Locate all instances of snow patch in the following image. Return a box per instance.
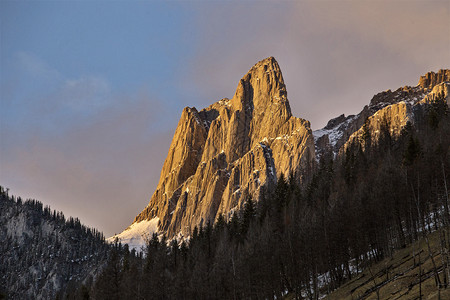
[107,217,160,252]
[218,98,231,107]
[313,115,358,158]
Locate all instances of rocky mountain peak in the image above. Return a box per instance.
[324,114,347,130]
[418,69,450,90]
[313,69,449,160]
[113,57,315,245]
[231,57,291,116]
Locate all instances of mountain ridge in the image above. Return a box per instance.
[111,57,449,251]
[0,187,109,299]
[313,70,449,159]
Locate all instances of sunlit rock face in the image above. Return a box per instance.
[127,57,315,239]
[418,69,450,90]
[112,58,449,247]
[313,69,450,158]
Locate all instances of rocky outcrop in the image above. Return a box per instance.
[115,61,449,245]
[418,69,450,90]
[420,82,450,105]
[342,101,411,153]
[313,69,450,158]
[125,57,315,239]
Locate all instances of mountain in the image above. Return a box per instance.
[313,69,450,159]
[112,58,449,251]
[111,57,315,246]
[91,67,449,299]
[2,58,448,299]
[55,60,449,299]
[0,187,109,299]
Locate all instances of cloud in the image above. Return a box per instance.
[1,54,176,236]
[305,1,450,66]
[1,89,175,236]
[16,51,61,81]
[183,1,450,128]
[59,76,110,111]
[4,52,119,136]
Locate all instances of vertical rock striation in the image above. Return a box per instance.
[111,61,449,247]
[126,57,315,239]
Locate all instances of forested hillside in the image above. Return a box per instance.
[0,188,109,299]
[75,92,449,299]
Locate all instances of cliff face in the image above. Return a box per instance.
[112,60,449,247]
[123,57,315,240]
[314,69,450,158]
[418,69,450,90]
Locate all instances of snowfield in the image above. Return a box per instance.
[107,217,159,252]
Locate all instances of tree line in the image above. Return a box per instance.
[0,187,109,299]
[71,96,450,299]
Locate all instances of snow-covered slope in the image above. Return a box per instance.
[107,217,159,252]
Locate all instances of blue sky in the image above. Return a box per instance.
[2,1,199,125]
[2,1,195,86]
[1,1,449,237]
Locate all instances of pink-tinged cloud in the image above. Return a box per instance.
[183,1,449,128]
[1,84,174,236]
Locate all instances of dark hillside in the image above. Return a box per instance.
[323,230,450,299]
[0,188,109,299]
[82,94,449,299]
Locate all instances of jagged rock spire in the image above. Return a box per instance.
[117,57,315,243]
[418,69,450,89]
[231,56,290,114]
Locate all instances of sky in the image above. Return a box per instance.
[1,0,449,237]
